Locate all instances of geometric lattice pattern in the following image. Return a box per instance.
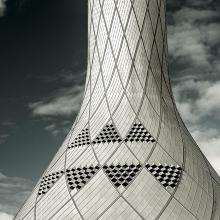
[15,0,220,219]
[92,124,122,144]
[146,164,182,188]
[124,123,155,143]
[68,128,90,149]
[103,164,142,188]
[38,163,182,197]
[38,171,64,195]
[66,166,100,191]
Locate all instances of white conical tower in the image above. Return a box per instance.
[15,0,220,219]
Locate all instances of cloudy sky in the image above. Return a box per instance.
[0,0,219,218]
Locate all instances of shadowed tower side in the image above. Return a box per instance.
[15,0,220,219]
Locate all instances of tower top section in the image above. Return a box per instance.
[87,0,169,88]
[84,0,171,139]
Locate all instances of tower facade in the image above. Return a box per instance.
[15,0,220,220]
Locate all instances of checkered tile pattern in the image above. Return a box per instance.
[146,164,182,188]
[68,128,90,149]
[92,124,122,144]
[124,123,155,143]
[66,166,100,191]
[38,171,64,195]
[15,0,219,219]
[103,164,142,188]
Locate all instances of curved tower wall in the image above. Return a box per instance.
[15,0,220,219]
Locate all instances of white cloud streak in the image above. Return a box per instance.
[174,80,220,123]
[191,128,220,175]
[0,212,14,220]
[29,86,84,117]
[44,121,70,136]
[28,85,84,136]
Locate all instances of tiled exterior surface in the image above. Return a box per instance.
[15,0,220,219]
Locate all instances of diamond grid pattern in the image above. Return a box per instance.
[66,166,100,191]
[68,128,90,149]
[125,123,156,143]
[38,171,64,196]
[38,163,182,197]
[15,0,219,219]
[146,163,182,188]
[103,164,142,188]
[92,124,122,144]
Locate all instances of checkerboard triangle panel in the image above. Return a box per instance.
[92,124,122,144]
[103,164,142,188]
[124,123,155,143]
[68,128,90,149]
[146,164,182,188]
[38,171,64,195]
[66,166,100,191]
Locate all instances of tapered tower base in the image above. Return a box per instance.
[15,0,220,219]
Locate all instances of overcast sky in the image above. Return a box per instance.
[0,0,219,219]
